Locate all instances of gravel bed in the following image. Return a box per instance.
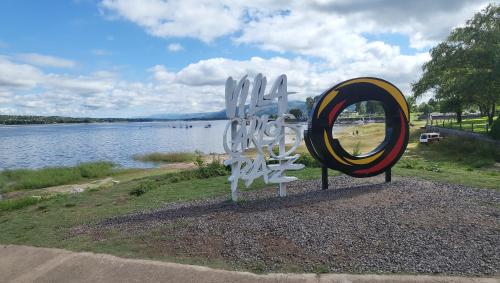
[79,176,500,275]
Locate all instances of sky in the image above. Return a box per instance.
[0,0,492,118]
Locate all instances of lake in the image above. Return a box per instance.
[0,120,308,170]
[0,120,230,170]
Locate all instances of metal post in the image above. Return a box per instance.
[230,121,238,202]
[385,168,391,183]
[321,166,328,190]
[278,78,287,197]
[278,134,287,197]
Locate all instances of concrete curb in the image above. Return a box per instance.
[1,245,498,283]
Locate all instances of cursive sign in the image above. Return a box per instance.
[223,73,304,201]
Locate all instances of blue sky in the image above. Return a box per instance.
[0,0,490,117]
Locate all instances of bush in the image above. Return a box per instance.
[196,159,229,178]
[129,180,156,196]
[296,154,322,168]
[490,115,500,140]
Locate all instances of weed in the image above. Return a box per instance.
[352,141,362,156]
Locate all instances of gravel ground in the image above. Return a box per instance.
[78,176,500,276]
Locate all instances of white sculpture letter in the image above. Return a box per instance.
[223,73,304,202]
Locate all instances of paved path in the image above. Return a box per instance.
[1,245,498,283]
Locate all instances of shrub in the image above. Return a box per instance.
[195,159,229,179]
[129,180,156,196]
[296,154,321,168]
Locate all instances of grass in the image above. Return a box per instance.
[433,115,498,135]
[0,162,117,192]
[335,123,386,155]
[133,151,198,163]
[0,196,42,211]
[393,128,500,189]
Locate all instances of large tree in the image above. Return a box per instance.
[412,4,499,124]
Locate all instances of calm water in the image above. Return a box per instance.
[0,120,310,170]
[0,120,230,170]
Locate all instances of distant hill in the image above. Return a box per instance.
[148,100,308,120]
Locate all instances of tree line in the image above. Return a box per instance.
[0,115,155,125]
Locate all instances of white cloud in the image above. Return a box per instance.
[16,53,77,68]
[167,43,183,52]
[99,0,489,48]
[95,0,486,112]
[0,51,429,117]
[0,57,44,88]
[100,0,243,42]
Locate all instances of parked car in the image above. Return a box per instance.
[419,132,442,144]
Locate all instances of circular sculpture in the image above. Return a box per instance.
[305,77,409,178]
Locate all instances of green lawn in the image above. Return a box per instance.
[432,116,498,135]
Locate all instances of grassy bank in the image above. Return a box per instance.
[132,151,199,163]
[392,129,500,189]
[0,162,118,192]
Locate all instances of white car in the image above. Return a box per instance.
[419,132,442,144]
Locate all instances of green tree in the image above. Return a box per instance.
[407,95,418,113]
[450,4,499,125]
[306,97,315,113]
[305,96,321,118]
[289,108,303,120]
[417,102,434,115]
[412,4,499,124]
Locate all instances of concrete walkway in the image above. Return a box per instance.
[1,245,498,283]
